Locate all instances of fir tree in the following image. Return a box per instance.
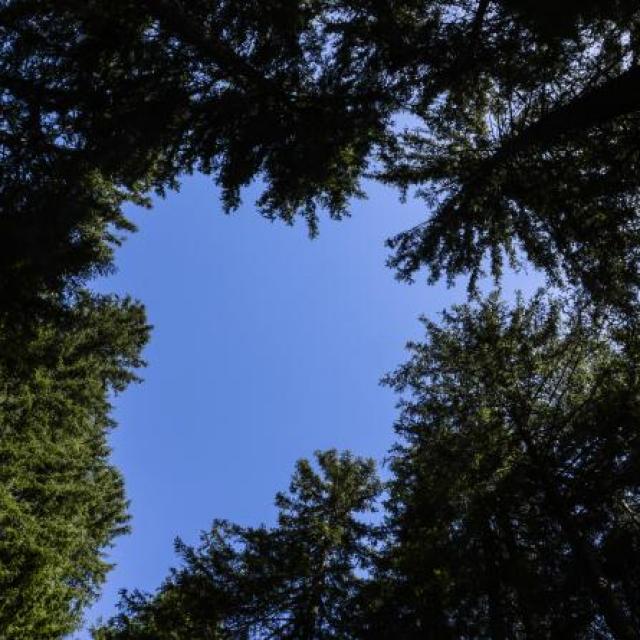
[0,292,148,638]
[93,450,381,640]
[377,295,640,638]
[3,2,640,637]
[3,1,640,309]
[92,295,640,639]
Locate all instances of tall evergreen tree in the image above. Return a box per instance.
[4,2,640,637]
[0,0,389,310]
[376,295,640,639]
[0,292,148,638]
[93,294,640,639]
[3,1,640,310]
[93,450,381,639]
[0,0,177,312]
[380,0,640,311]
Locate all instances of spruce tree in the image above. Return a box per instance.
[93,450,381,639]
[3,2,640,637]
[0,292,148,638]
[3,1,640,309]
[376,295,640,638]
[93,294,640,639]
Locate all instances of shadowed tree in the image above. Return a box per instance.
[3,1,640,311]
[380,0,640,312]
[93,294,640,639]
[373,295,640,639]
[0,0,391,313]
[93,450,381,640]
[3,2,640,636]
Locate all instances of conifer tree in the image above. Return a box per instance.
[93,450,381,640]
[376,295,640,639]
[3,2,640,637]
[3,1,640,310]
[94,295,640,639]
[0,292,148,638]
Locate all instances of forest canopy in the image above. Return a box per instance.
[2,0,640,310]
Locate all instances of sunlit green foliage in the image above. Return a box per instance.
[0,292,148,638]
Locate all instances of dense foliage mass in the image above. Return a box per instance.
[95,296,640,639]
[2,1,640,310]
[0,293,148,638]
[1,0,640,637]
[378,297,640,638]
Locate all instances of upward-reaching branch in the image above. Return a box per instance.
[470,0,492,42]
[454,65,640,207]
[500,65,640,157]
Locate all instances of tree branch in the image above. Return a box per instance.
[500,65,640,158]
[446,64,640,214]
[470,0,491,43]
[140,0,275,94]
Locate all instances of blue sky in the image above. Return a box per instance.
[79,174,542,636]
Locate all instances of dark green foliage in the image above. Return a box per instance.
[375,1,640,310]
[502,0,635,38]
[378,295,640,639]
[93,450,381,639]
[0,0,392,310]
[0,292,148,638]
[0,0,167,310]
[3,1,640,637]
[4,1,640,310]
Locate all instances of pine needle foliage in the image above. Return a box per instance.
[0,292,148,638]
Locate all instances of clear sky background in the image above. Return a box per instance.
[79,174,542,636]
